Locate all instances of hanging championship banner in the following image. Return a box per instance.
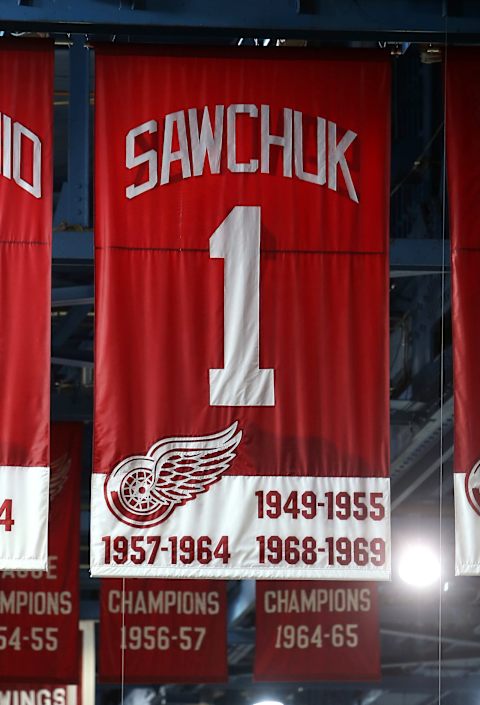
[447,50,480,575]
[91,46,391,579]
[0,423,83,683]
[0,40,52,570]
[99,579,227,683]
[254,581,380,681]
[0,685,78,705]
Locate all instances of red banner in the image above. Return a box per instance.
[447,50,480,574]
[99,579,227,683]
[0,423,82,683]
[0,40,52,570]
[255,580,380,681]
[91,46,391,579]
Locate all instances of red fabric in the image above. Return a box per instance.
[447,49,480,474]
[94,47,390,479]
[99,579,228,683]
[254,580,380,681]
[0,423,83,683]
[0,40,52,468]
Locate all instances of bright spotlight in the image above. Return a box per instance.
[398,543,441,587]
[252,701,284,705]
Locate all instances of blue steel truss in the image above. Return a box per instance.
[0,0,480,40]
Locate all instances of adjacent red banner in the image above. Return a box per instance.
[91,46,391,579]
[0,40,52,570]
[254,580,380,681]
[447,49,480,575]
[0,423,83,683]
[99,579,227,683]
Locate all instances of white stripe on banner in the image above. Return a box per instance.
[91,475,390,579]
[454,472,480,575]
[0,466,49,569]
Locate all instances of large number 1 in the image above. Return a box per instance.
[209,206,275,406]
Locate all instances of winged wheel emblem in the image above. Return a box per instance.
[466,458,480,517]
[49,452,71,502]
[104,423,242,527]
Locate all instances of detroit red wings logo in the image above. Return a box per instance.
[49,453,71,502]
[466,459,480,516]
[104,423,242,528]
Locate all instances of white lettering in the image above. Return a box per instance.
[188,105,224,176]
[107,589,220,615]
[328,121,358,202]
[126,120,158,199]
[13,122,41,198]
[125,104,359,204]
[0,691,66,705]
[264,588,372,613]
[0,590,72,615]
[294,111,326,185]
[108,589,121,614]
[160,111,191,185]
[3,114,11,179]
[227,104,258,173]
[261,105,292,177]
[0,113,43,198]
[20,694,35,705]
[36,691,50,705]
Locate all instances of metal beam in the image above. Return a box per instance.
[392,444,453,510]
[52,285,94,306]
[52,304,91,346]
[52,355,93,368]
[53,37,91,228]
[0,1,479,40]
[383,657,480,670]
[390,396,453,484]
[67,37,90,227]
[53,230,93,260]
[381,628,480,650]
[228,581,255,626]
[229,674,480,693]
[391,238,450,276]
